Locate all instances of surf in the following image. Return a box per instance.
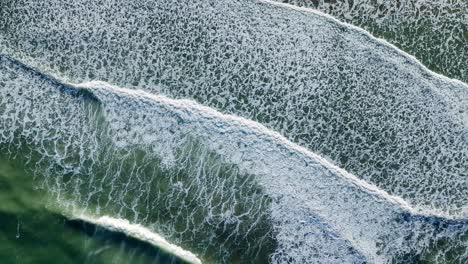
[71,214,202,264]
[2,0,468,218]
[2,55,468,263]
[269,0,468,83]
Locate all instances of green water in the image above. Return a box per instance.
[0,156,185,264]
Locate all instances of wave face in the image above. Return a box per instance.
[2,55,468,263]
[1,0,468,216]
[276,0,468,83]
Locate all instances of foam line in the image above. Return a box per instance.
[77,80,468,262]
[258,0,468,87]
[2,0,468,216]
[72,214,202,264]
[2,0,468,215]
[78,80,414,213]
[3,56,468,261]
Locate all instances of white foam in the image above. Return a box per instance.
[73,214,202,264]
[2,0,468,216]
[269,0,468,83]
[260,0,468,87]
[78,81,413,212]
[2,57,468,262]
[80,80,468,263]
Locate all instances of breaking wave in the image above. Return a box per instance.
[1,0,468,216]
[72,214,202,264]
[276,0,468,83]
[1,0,468,263]
[1,55,468,263]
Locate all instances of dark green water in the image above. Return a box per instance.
[0,156,185,264]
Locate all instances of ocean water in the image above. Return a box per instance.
[1,0,468,263]
[0,152,187,264]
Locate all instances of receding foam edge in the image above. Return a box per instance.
[258,0,468,88]
[71,214,203,264]
[76,80,462,220]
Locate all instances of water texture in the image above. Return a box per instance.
[1,0,467,263]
